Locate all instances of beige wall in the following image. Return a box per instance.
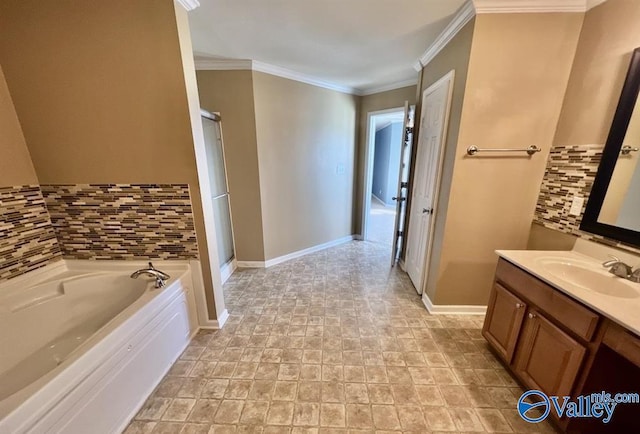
[0,65,37,187]
[355,86,417,234]
[417,19,475,303]
[196,70,266,262]
[0,0,218,318]
[553,0,640,146]
[252,72,357,260]
[428,13,583,305]
[527,222,578,250]
[529,0,640,249]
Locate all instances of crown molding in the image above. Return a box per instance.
[414,0,475,71]
[473,0,606,13]
[414,0,606,71]
[251,61,357,94]
[359,78,418,96]
[194,57,357,94]
[176,0,200,11]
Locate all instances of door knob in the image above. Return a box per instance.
[528,313,536,319]
[392,197,406,202]
[515,303,523,309]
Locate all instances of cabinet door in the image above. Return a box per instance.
[482,283,527,363]
[515,310,586,397]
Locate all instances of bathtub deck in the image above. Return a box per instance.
[126,241,559,434]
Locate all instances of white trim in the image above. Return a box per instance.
[406,69,456,294]
[414,70,455,296]
[474,0,605,13]
[252,61,356,94]
[359,78,418,96]
[237,260,266,268]
[237,236,356,268]
[415,1,475,71]
[362,107,406,241]
[195,58,418,96]
[264,236,355,267]
[422,293,487,315]
[414,0,604,71]
[220,258,237,284]
[176,0,200,11]
[195,58,253,70]
[199,308,230,329]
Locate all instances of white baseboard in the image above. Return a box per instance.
[220,259,237,283]
[264,235,356,267]
[236,260,266,268]
[199,309,230,329]
[236,235,356,269]
[421,293,487,315]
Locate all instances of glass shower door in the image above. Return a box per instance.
[201,114,235,267]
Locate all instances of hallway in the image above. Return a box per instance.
[128,241,558,433]
[368,197,396,246]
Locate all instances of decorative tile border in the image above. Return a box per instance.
[534,144,640,254]
[41,184,199,260]
[0,185,62,282]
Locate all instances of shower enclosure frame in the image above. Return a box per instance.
[200,109,237,283]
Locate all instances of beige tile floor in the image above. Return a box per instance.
[127,241,559,434]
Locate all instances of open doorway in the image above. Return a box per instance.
[362,105,415,261]
[369,114,404,246]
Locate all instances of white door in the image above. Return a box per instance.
[405,71,455,294]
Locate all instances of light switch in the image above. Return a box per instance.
[569,196,585,216]
[336,163,345,175]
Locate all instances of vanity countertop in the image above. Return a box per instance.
[495,249,640,337]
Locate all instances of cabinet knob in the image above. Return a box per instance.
[528,313,536,319]
[515,303,523,309]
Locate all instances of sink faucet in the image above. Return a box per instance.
[602,255,639,282]
[130,262,170,288]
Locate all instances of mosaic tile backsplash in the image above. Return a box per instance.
[0,185,62,282]
[534,144,640,254]
[41,184,199,260]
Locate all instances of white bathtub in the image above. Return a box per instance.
[0,260,199,433]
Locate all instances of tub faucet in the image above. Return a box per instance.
[131,262,170,288]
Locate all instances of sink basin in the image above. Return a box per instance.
[535,257,640,299]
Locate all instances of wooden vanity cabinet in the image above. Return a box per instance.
[514,309,586,397]
[483,259,599,399]
[482,283,526,362]
[484,258,640,432]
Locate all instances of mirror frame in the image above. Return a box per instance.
[581,47,640,247]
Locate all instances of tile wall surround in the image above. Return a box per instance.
[534,144,640,255]
[0,185,62,282]
[41,184,199,260]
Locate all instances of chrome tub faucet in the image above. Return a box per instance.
[130,262,170,288]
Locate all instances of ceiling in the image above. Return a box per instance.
[188,0,467,94]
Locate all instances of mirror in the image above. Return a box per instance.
[581,47,640,247]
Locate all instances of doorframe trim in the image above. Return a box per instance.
[361,107,405,241]
[407,70,455,296]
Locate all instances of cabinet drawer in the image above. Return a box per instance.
[603,321,640,367]
[496,259,600,341]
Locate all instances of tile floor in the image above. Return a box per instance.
[127,241,559,434]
